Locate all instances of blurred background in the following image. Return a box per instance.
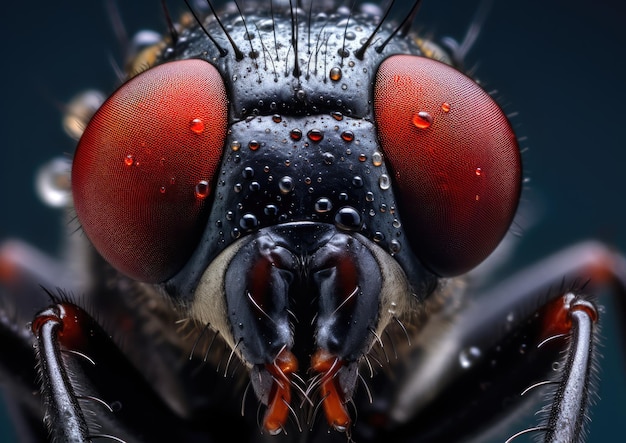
[0,0,624,441]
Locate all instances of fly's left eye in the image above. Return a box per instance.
[374,55,522,277]
[72,59,228,283]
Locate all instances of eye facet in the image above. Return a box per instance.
[374,55,521,277]
[72,59,228,283]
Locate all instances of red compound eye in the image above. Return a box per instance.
[72,59,228,282]
[374,55,521,277]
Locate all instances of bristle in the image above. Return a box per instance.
[182,0,228,57]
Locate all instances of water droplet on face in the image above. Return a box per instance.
[329,67,342,81]
[231,228,241,239]
[352,176,363,188]
[345,31,356,41]
[124,154,134,166]
[234,183,243,193]
[264,204,278,216]
[290,128,302,141]
[242,167,255,179]
[272,114,282,123]
[358,153,366,162]
[190,118,205,134]
[338,192,349,201]
[390,239,401,253]
[365,192,374,202]
[412,111,433,129]
[248,140,260,151]
[475,167,482,176]
[249,181,261,192]
[315,197,333,213]
[334,206,362,231]
[323,152,335,165]
[159,186,166,194]
[195,180,210,199]
[307,129,324,142]
[341,131,354,142]
[240,213,259,230]
[372,152,383,167]
[230,141,241,151]
[330,111,343,121]
[392,219,401,228]
[441,102,451,113]
[279,176,294,194]
[226,211,234,220]
[379,174,391,190]
[459,346,481,369]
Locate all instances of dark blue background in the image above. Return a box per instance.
[1,1,625,441]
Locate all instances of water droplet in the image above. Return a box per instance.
[290,128,302,141]
[272,114,282,123]
[390,239,401,253]
[279,176,294,194]
[365,192,374,202]
[334,207,362,231]
[341,131,355,142]
[372,152,383,166]
[124,154,134,166]
[230,141,241,151]
[338,192,349,201]
[248,140,260,151]
[284,159,291,167]
[352,176,363,188]
[337,48,349,58]
[234,183,243,193]
[169,177,175,185]
[35,157,72,207]
[249,181,261,192]
[264,204,278,216]
[412,111,433,129]
[392,219,401,228]
[195,180,210,199]
[159,186,166,194]
[379,174,391,190]
[459,346,481,369]
[226,211,234,220]
[231,228,241,239]
[190,118,205,134]
[345,31,356,41]
[240,213,259,230]
[441,102,451,113]
[330,111,343,121]
[242,167,254,179]
[307,129,324,142]
[323,152,335,165]
[314,197,333,213]
[373,231,384,242]
[263,165,270,173]
[329,67,342,81]
[387,301,397,315]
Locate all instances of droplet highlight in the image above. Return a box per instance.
[329,67,342,82]
[412,111,433,129]
[195,180,210,199]
[190,118,205,134]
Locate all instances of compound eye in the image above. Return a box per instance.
[374,55,521,276]
[72,59,228,282]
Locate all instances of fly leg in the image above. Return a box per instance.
[29,297,222,443]
[357,240,626,443]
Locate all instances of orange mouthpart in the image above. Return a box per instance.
[311,349,351,432]
[262,348,298,434]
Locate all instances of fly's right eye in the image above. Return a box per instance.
[374,55,521,277]
[72,59,228,283]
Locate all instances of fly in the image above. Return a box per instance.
[1,1,625,443]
